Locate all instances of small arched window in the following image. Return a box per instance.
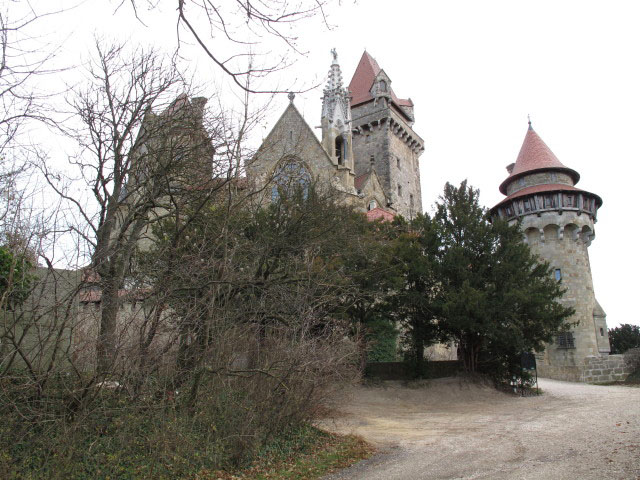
[397,184,402,198]
[379,80,387,92]
[368,199,377,211]
[271,159,311,202]
[335,135,344,165]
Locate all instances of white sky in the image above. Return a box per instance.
[17,0,640,327]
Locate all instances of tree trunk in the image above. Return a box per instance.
[96,274,120,375]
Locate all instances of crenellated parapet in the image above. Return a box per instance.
[519,212,595,247]
[351,116,424,154]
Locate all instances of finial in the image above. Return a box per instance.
[527,114,532,129]
[288,92,295,103]
[331,48,338,63]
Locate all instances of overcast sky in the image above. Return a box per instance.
[25,0,640,327]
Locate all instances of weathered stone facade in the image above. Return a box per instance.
[491,123,615,383]
[349,52,424,219]
[248,50,423,218]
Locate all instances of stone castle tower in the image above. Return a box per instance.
[321,49,355,189]
[347,51,424,219]
[490,122,610,380]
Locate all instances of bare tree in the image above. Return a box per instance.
[0,3,62,155]
[40,41,229,374]
[124,0,337,93]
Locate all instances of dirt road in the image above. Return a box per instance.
[320,377,640,479]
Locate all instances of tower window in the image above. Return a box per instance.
[397,156,401,169]
[544,194,556,208]
[599,327,604,337]
[370,154,375,165]
[368,200,377,211]
[557,332,575,349]
[564,194,575,207]
[554,269,562,281]
[335,136,344,165]
[397,184,402,198]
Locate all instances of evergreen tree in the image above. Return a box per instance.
[388,214,441,375]
[608,324,640,354]
[435,181,573,378]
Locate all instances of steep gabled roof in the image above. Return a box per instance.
[499,125,580,194]
[256,102,334,169]
[354,172,370,191]
[348,51,413,110]
[366,207,395,222]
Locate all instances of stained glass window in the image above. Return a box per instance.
[271,159,311,202]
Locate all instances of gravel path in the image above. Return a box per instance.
[320,377,640,479]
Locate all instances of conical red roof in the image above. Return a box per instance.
[347,51,413,108]
[499,126,580,194]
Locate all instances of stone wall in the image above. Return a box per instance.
[505,171,573,195]
[351,101,424,219]
[538,350,639,383]
[515,210,609,372]
[580,354,635,383]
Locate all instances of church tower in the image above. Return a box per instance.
[347,51,424,219]
[321,49,355,187]
[490,122,610,380]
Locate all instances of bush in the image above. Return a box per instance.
[609,324,640,354]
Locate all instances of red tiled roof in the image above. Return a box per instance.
[499,126,580,194]
[354,172,369,191]
[366,207,395,222]
[348,51,413,111]
[492,183,602,209]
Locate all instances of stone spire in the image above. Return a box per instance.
[321,49,354,172]
[321,48,350,124]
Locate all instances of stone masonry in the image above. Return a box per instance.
[349,52,424,219]
[491,122,613,383]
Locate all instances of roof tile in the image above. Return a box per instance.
[499,126,580,194]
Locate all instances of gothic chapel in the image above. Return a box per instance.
[248,50,424,220]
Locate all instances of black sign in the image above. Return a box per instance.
[521,352,536,370]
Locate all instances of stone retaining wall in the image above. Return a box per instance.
[580,354,634,383]
[539,349,639,383]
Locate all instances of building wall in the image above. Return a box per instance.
[506,171,574,195]
[351,101,423,218]
[515,210,609,378]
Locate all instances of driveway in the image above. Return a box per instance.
[320,377,640,479]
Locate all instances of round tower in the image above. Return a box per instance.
[490,122,610,379]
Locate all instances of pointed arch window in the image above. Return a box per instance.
[271,158,311,202]
[335,135,345,165]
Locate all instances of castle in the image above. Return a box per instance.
[249,50,629,382]
[72,49,627,382]
[489,121,630,382]
[248,50,423,220]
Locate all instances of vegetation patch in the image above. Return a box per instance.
[197,427,373,480]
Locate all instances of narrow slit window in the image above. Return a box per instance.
[554,268,562,282]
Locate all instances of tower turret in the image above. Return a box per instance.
[490,122,610,380]
[321,49,354,174]
[347,50,424,219]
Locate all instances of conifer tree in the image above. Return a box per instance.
[435,181,573,377]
